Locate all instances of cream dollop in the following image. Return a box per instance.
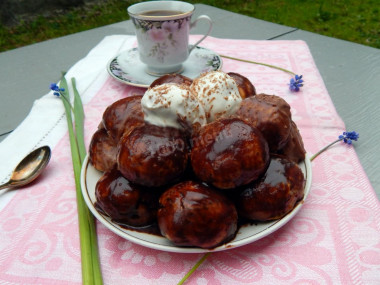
[141,83,206,131]
[190,71,242,123]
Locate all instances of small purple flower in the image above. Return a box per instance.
[50,83,65,97]
[289,74,304,92]
[310,130,359,161]
[50,83,58,91]
[339,131,359,145]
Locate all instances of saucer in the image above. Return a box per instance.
[107,46,222,88]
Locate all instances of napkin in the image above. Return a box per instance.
[0,35,379,284]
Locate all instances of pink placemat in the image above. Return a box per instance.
[0,35,379,284]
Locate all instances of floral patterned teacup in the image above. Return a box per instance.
[128,1,213,76]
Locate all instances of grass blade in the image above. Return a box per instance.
[59,76,102,284]
[72,78,86,162]
[177,253,210,285]
[71,77,103,285]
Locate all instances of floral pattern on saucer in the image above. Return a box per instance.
[107,46,222,88]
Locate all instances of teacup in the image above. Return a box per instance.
[127,1,213,76]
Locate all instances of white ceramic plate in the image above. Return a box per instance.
[107,46,222,88]
[80,154,312,253]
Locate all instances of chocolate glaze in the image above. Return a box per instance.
[228,72,256,99]
[158,181,238,249]
[149,74,193,88]
[89,127,118,172]
[90,73,307,249]
[94,156,305,247]
[118,124,189,187]
[89,95,145,172]
[102,95,145,141]
[95,168,161,227]
[237,94,292,152]
[191,117,270,189]
[95,201,162,235]
[277,121,306,163]
[237,155,305,221]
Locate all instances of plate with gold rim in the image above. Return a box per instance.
[107,46,222,88]
[80,154,312,253]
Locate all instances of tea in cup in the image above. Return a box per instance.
[127,1,213,75]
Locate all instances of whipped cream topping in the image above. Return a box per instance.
[141,83,206,131]
[190,71,242,123]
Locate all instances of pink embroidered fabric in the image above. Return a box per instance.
[0,36,379,284]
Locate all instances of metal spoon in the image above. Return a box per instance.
[0,146,51,191]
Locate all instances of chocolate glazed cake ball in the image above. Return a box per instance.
[102,95,145,141]
[118,124,189,187]
[89,95,144,172]
[158,181,238,249]
[237,155,305,222]
[150,74,193,88]
[237,94,292,152]
[191,118,270,189]
[89,127,118,172]
[227,72,256,99]
[278,121,306,163]
[95,168,159,227]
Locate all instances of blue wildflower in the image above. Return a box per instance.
[50,83,65,97]
[339,131,359,145]
[310,130,359,161]
[50,83,59,91]
[289,74,304,92]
